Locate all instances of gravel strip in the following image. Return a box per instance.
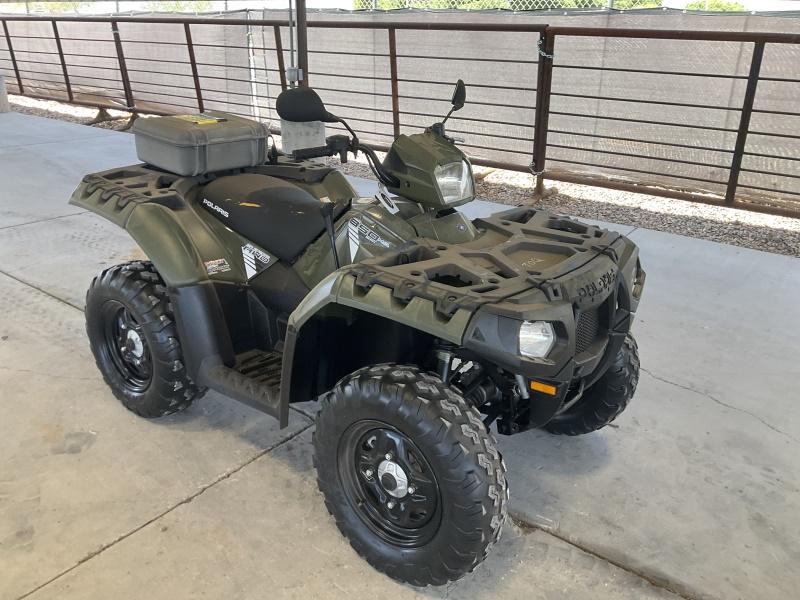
[9,95,799,257]
[9,95,132,130]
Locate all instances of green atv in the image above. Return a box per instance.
[71,81,644,586]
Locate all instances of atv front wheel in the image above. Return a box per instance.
[85,261,204,418]
[313,364,508,586]
[545,334,640,436]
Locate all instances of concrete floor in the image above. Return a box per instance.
[1,112,798,600]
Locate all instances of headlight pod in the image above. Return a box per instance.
[519,321,556,358]
[434,160,474,205]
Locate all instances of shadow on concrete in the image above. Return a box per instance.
[500,428,613,477]
[152,392,311,454]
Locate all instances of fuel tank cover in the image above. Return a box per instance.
[200,173,347,263]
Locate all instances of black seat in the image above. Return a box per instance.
[201,173,347,263]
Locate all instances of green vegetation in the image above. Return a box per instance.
[145,1,213,11]
[363,0,666,9]
[614,0,662,8]
[27,2,88,12]
[685,0,746,10]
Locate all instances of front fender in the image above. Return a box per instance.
[278,271,474,425]
[286,270,473,342]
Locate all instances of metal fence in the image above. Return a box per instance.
[1,14,799,217]
[352,1,663,10]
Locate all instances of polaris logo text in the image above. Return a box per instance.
[202,199,229,218]
[578,268,617,299]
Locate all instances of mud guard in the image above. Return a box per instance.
[126,204,207,285]
[69,168,249,286]
[278,271,474,426]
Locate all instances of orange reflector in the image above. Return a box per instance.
[530,380,558,396]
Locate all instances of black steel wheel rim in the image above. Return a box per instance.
[101,301,152,393]
[338,420,442,548]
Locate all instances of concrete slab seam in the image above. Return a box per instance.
[641,368,799,445]
[0,210,88,232]
[509,515,701,600]
[14,421,314,600]
[0,269,84,312]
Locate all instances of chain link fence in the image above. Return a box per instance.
[0,0,776,14]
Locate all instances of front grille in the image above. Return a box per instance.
[575,307,601,354]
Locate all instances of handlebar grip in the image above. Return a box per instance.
[291,146,334,160]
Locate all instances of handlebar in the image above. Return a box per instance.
[289,134,400,189]
[290,145,337,161]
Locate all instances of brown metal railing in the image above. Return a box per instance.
[0,15,799,217]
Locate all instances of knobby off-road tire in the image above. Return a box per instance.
[85,261,204,418]
[313,364,508,587]
[545,334,640,436]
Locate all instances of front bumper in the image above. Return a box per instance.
[462,234,644,397]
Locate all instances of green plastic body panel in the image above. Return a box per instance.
[287,269,472,345]
[69,164,360,288]
[383,131,474,209]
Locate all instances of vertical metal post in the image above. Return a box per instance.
[111,21,134,110]
[295,0,309,87]
[2,20,23,94]
[532,30,555,196]
[388,27,400,139]
[51,21,73,102]
[0,74,9,112]
[725,41,764,205]
[184,23,204,112]
[273,25,287,91]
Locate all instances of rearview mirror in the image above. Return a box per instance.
[451,79,466,112]
[276,86,338,123]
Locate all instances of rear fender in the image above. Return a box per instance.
[126,203,207,285]
[70,168,249,286]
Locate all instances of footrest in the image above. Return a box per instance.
[204,350,282,417]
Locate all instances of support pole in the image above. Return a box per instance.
[111,21,135,110]
[274,25,287,91]
[532,30,555,196]
[295,0,309,87]
[725,41,764,205]
[184,23,204,112]
[0,75,9,113]
[388,27,400,138]
[52,21,73,102]
[2,20,24,95]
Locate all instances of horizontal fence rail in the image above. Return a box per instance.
[0,14,799,217]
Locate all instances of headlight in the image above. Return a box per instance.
[434,160,473,204]
[519,321,556,358]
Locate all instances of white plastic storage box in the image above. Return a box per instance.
[132,112,269,176]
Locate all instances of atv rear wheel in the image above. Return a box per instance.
[545,334,639,436]
[313,364,507,586]
[85,261,204,418]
